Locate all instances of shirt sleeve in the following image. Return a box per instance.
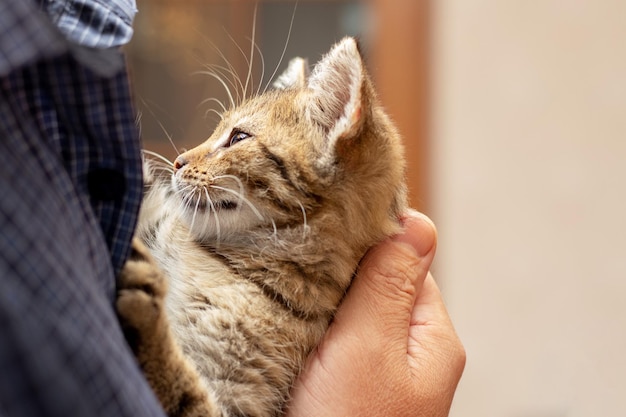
[38,0,138,49]
[0,0,138,77]
[0,1,68,76]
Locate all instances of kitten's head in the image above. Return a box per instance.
[171,37,407,249]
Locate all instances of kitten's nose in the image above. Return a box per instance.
[174,155,188,171]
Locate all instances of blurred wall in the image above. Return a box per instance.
[128,0,365,161]
[431,1,626,416]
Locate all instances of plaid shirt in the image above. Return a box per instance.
[0,1,165,416]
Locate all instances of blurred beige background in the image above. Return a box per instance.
[432,2,626,416]
[128,1,626,416]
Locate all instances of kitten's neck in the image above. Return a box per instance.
[199,222,361,320]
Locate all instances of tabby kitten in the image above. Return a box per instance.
[117,37,408,417]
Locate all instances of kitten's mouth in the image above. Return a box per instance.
[215,200,238,211]
[184,197,238,212]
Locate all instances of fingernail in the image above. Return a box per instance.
[393,210,437,257]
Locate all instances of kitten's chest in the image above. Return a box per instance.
[147,219,244,350]
[148,217,231,290]
[145,216,314,380]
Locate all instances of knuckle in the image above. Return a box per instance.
[365,243,420,298]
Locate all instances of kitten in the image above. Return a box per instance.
[117,37,408,417]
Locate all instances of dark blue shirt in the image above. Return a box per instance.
[0,1,166,415]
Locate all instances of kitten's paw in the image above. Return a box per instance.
[116,238,167,334]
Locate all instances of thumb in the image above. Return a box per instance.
[332,211,438,347]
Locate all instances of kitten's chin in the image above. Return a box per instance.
[178,203,267,243]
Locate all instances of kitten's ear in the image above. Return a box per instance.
[273,57,309,90]
[307,37,367,145]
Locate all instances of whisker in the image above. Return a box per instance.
[200,63,242,101]
[254,40,266,97]
[210,185,264,221]
[203,108,225,122]
[199,97,228,113]
[263,1,298,93]
[136,110,143,138]
[138,96,180,156]
[188,187,202,236]
[193,29,244,106]
[174,184,196,211]
[149,165,175,175]
[175,183,194,195]
[243,2,259,100]
[221,32,249,104]
[142,149,174,166]
[212,174,245,195]
[215,34,247,104]
[204,187,221,246]
[194,70,237,109]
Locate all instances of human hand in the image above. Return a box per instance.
[286,211,465,417]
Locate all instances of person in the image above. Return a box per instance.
[0,1,163,416]
[0,1,464,416]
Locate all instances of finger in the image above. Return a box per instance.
[332,211,438,346]
[412,273,454,327]
[409,273,466,380]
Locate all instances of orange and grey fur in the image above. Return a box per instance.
[116,37,408,417]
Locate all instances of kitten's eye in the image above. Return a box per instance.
[227,130,251,147]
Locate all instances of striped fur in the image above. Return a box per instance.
[121,37,407,417]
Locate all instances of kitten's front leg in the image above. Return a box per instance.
[117,238,221,417]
